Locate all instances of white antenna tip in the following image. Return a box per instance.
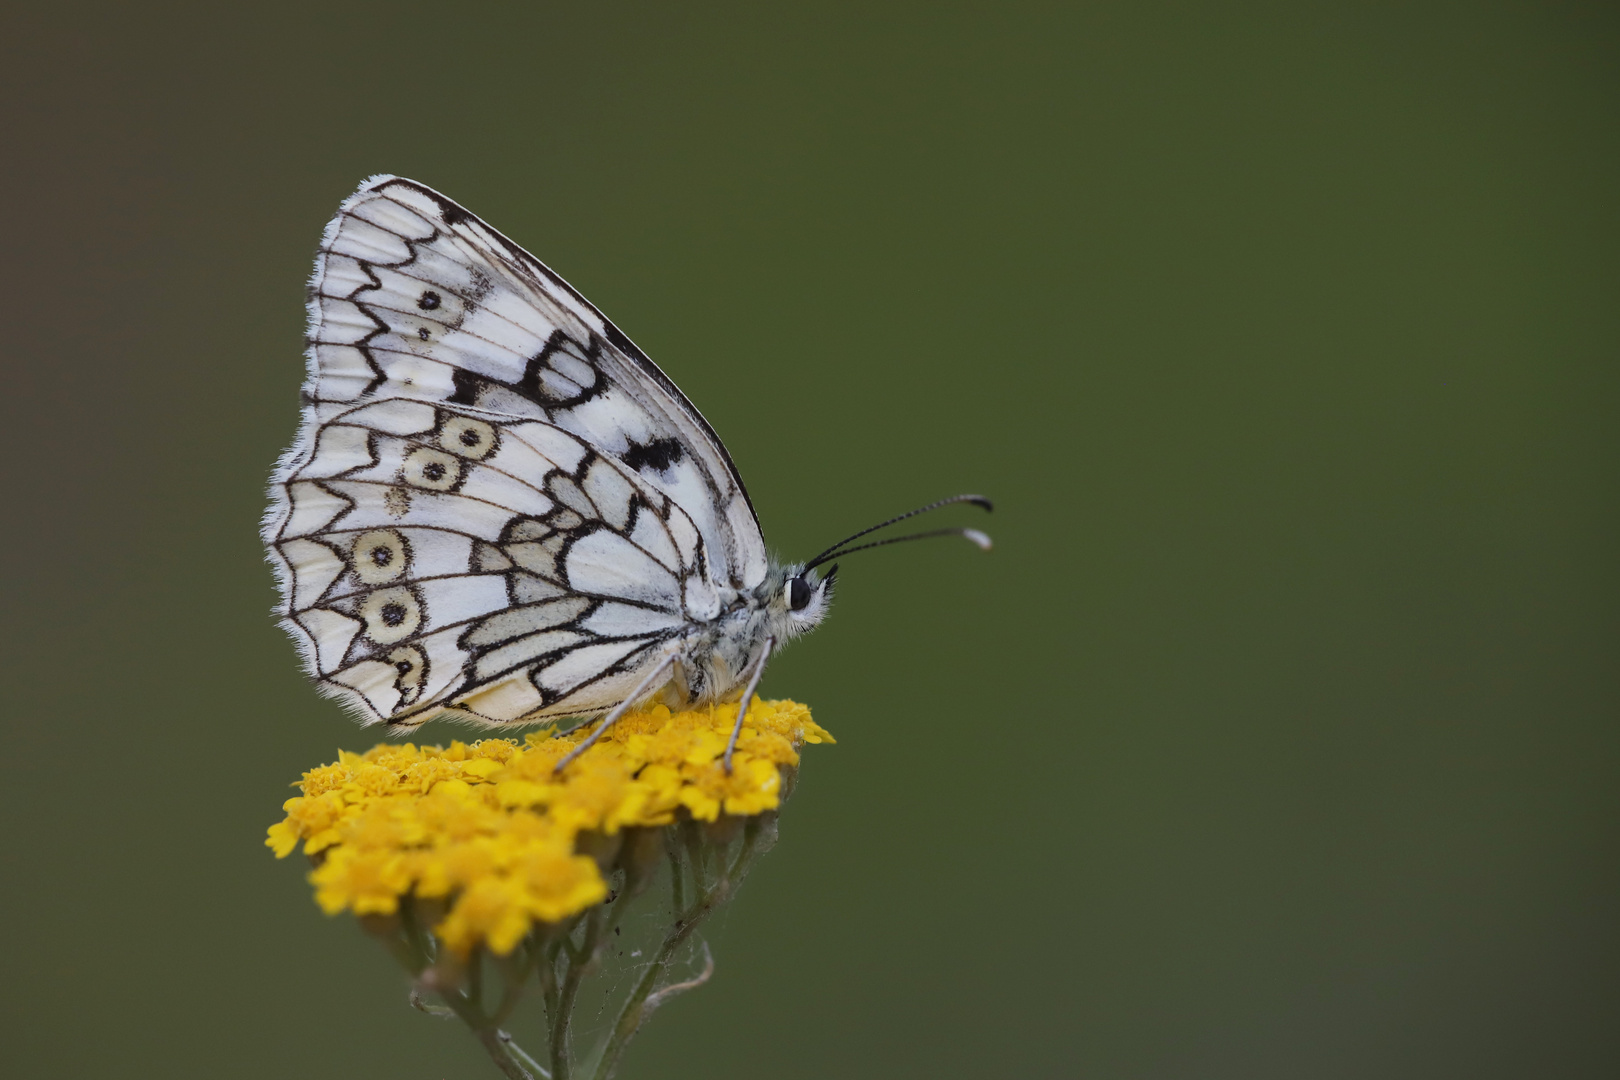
[963,529,993,551]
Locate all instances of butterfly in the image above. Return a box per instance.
[263,175,991,768]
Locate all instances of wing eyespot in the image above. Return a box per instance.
[401,447,463,491]
[438,416,498,460]
[352,529,409,585]
[359,586,422,644]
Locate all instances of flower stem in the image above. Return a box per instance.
[549,903,607,1080]
[501,1030,552,1079]
[377,902,547,1080]
[667,832,685,914]
[475,1027,540,1080]
[590,817,765,1080]
[467,948,485,1011]
[589,896,712,1080]
[538,934,563,1023]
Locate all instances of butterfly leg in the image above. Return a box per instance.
[554,651,679,773]
[723,636,776,774]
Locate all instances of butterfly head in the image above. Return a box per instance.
[760,561,837,640]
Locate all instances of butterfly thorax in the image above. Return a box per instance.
[657,560,833,710]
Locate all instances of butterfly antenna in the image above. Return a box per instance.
[803,494,991,568]
[804,494,993,571]
[805,527,992,569]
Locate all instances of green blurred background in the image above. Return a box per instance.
[4,2,1617,1076]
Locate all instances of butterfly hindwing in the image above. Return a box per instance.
[268,397,722,727]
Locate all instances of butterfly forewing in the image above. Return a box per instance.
[266,175,761,728]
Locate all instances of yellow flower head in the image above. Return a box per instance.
[310,846,412,916]
[434,875,535,956]
[268,699,829,955]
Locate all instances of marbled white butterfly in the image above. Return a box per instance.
[264,176,990,766]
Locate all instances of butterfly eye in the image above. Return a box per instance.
[787,576,813,612]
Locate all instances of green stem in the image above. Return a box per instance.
[681,821,708,894]
[378,901,547,1080]
[410,990,454,1018]
[590,818,765,1080]
[588,898,711,1080]
[399,897,436,971]
[538,935,563,1027]
[467,948,485,1012]
[500,1031,552,1079]
[475,1027,539,1080]
[667,831,685,915]
[396,963,523,1080]
[549,904,607,1080]
[727,816,764,882]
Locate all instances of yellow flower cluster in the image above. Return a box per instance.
[267,699,831,955]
